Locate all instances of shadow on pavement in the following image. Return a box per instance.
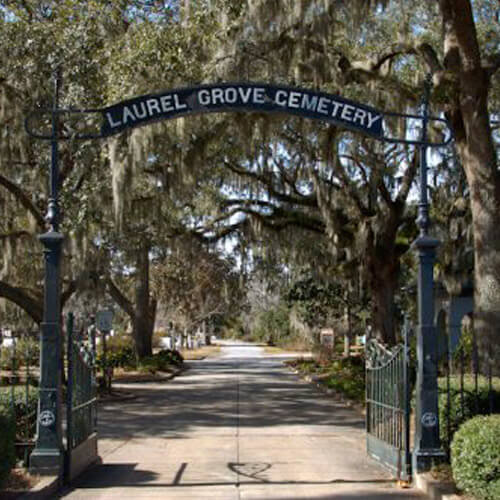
[96,357,364,439]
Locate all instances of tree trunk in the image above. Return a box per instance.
[343,296,352,356]
[370,267,398,345]
[132,244,156,359]
[366,224,401,346]
[439,0,500,372]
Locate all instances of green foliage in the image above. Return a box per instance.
[137,349,184,374]
[0,386,39,442]
[289,355,366,402]
[96,335,137,370]
[323,357,366,402]
[286,278,343,327]
[0,337,39,370]
[0,405,16,487]
[451,414,500,500]
[251,303,290,343]
[438,375,500,449]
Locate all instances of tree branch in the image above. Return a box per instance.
[106,277,135,320]
[0,174,46,230]
[0,280,42,323]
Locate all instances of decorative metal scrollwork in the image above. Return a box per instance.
[365,339,404,369]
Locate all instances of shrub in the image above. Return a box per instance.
[96,335,137,370]
[0,405,15,486]
[0,386,39,444]
[324,356,365,402]
[157,349,183,367]
[451,414,500,500]
[138,350,184,373]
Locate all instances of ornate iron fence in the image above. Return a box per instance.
[438,322,499,458]
[366,327,411,481]
[65,312,99,482]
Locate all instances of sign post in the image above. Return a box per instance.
[412,76,446,472]
[30,70,64,477]
[96,309,113,392]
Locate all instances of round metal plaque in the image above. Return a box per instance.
[39,410,56,427]
[421,412,438,428]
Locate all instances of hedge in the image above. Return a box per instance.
[0,405,16,486]
[451,414,500,500]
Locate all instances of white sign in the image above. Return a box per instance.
[96,309,113,332]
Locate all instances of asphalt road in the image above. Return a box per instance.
[59,340,426,499]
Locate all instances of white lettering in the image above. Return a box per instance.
[106,112,122,128]
[288,91,301,108]
[352,108,367,126]
[132,102,147,119]
[367,112,382,129]
[341,104,355,122]
[238,87,252,103]
[211,88,224,104]
[198,89,210,106]
[174,94,187,110]
[253,87,265,104]
[225,87,237,104]
[147,98,161,116]
[330,101,342,118]
[317,97,330,115]
[123,106,136,124]
[275,90,288,106]
[160,95,174,112]
[301,94,318,111]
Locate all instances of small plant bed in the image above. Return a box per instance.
[287,355,366,404]
[0,468,40,499]
[264,345,312,355]
[97,347,185,388]
[180,345,221,360]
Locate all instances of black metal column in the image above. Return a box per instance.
[30,70,64,476]
[412,75,445,473]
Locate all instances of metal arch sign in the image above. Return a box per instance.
[25,82,453,146]
[101,83,384,138]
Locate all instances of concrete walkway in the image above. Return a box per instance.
[59,341,426,499]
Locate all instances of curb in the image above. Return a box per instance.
[108,365,186,385]
[415,473,461,500]
[17,475,60,500]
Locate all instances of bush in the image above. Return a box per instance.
[96,335,137,370]
[137,350,184,373]
[157,349,183,367]
[451,414,500,500]
[324,356,365,402]
[0,386,39,444]
[438,375,500,449]
[0,405,15,486]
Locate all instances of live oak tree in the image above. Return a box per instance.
[0,1,131,323]
[210,0,499,362]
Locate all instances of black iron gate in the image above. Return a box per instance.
[366,327,411,481]
[65,312,99,482]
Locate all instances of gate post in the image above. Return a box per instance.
[412,75,445,473]
[30,69,64,476]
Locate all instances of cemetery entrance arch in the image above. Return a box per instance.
[26,78,451,481]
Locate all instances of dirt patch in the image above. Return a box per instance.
[0,468,40,499]
[181,345,221,360]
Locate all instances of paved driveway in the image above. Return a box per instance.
[59,341,425,499]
